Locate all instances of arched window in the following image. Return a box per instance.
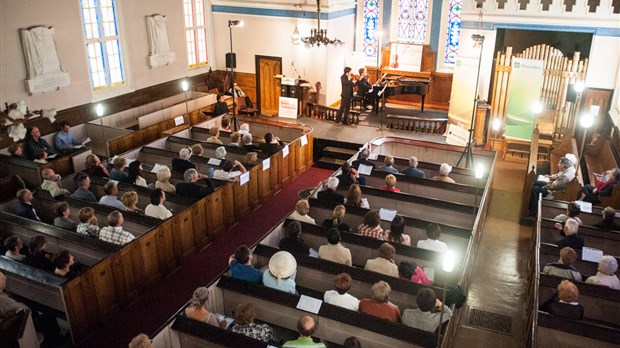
[444,0,463,65]
[183,0,209,68]
[397,0,429,44]
[362,0,381,57]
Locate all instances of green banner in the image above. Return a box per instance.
[504,58,545,140]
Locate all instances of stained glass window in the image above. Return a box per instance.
[397,0,428,43]
[444,0,463,65]
[183,0,209,68]
[362,0,381,57]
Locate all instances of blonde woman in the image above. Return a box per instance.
[110,156,128,181]
[289,199,315,224]
[381,174,401,192]
[244,152,258,168]
[322,205,351,232]
[121,191,144,214]
[155,166,176,193]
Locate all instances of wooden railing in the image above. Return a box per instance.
[386,114,447,134]
[305,102,360,125]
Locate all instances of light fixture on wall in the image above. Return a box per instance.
[292,23,301,45]
[301,0,343,47]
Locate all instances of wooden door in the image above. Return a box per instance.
[256,56,282,116]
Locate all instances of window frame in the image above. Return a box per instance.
[183,0,211,70]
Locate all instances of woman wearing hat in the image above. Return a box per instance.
[433,163,456,183]
[262,251,297,294]
[185,287,226,328]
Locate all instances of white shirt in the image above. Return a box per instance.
[417,239,448,253]
[134,176,148,187]
[585,272,620,289]
[323,290,360,311]
[213,169,242,181]
[145,204,173,220]
[289,211,316,224]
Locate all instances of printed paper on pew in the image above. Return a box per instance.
[174,116,184,126]
[424,267,434,282]
[151,163,166,174]
[282,145,289,158]
[575,200,592,213]
[300,135,308,147]
[379,208,397,222]
[208,158,222,166]
[81,137,91,145]
[368,152,378,160]
[296,295,322,314]
[74,144,85,149]
[537,175,550,183]
[239,172,250,186]
[309,248,319,258]
[47,153,58,159]
[263,158,270,171]
[215,314,234,329]
[581,247,603,263]
[358,164,373,176]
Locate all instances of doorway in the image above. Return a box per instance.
[255,55,282,116]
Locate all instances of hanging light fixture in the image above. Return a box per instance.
[301,0,343,47]
[292,23,301,45]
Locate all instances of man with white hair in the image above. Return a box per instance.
[557,218,584,250]
[317,177,344,203]
[176,169,214,199]
[40,168,70,197]
[352,148,375,170]
[433,163,455,183]
[242,133,260,152]
[528,157,576,215]
[402,156,425,178]
[585,255,620,289]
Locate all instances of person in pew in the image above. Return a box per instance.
[402,287,452,332]
[4,236,26,262]
[54,120,84,155]
[172,147,207,178]
[145,189,173,220]
[263,251,297,294]
[15,188,41,221]
[399,261,432,285]
[71,173,97,202]
[585,255,620,289]
[378,155,399,174]
[322,205,351,232]
[213,93,230,116]
[357,210,384,240]
[540,280,584,320]
[206,126,224,145]
[552,202,582,231]
[230,83,253,108]
[352,148,375,171]
[32,147,48,163]
[98,181,127,211]
[385,216,410,246]
[433,163,456,184]
[557,218,584,250]
[364,243,399,277]
[221,117,232,131]
[592,206,620,231]
[229,131,242,147]
[242,133,260,153]
[279,221,311,256]
[23,126,55,160]
[184,286,227,328]
[344,184,370,209]
[323,273,360,311]
[380,174,401,193]
[402,156,425,178]
[259,133,284,156]
[99,211,135,245]
[317,177,345,204]
[176,169,215,199]
[318,228,352,266]
[128,333,153,348]
[8,142,24,158]
[214,146,227,160]
[337,162,366,187]
[40,168,70,197]
[76,207,100,238]
[543,247,582,281]
[230,303,276,344]
[290,199,316,224]
[417,223,448,253]
[343,337,362,348]
[243,152,259,169]
[528,157,576,215]
[359,280,401,323]
[228,245,263,284]
[579,168,620,204]
[24,235,54,272]
[53,202,77,231]
[191,143,204,157]
[85,154,110,178]
[52,250,82,278]
[109,156,129,181]
[282,315,327,348]
[155,165,176,194]
[125,160,148,187]
[121,191,144,214]
[239,123,251,137]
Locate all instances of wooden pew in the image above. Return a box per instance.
[584,136,620,208]
[538,243,620,278]
[537,311,620,347]
[373,155,482,186]
[170,315,275,348]
[540,219,620,257]
[540,200,620,226]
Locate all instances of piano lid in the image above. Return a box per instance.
[380,67,430,81]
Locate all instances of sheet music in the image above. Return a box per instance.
[379,208,397,221]
[151,163,166,174]
[74,144,85,149]
[358,164,373,176]
[424,267,434,282]
[81,137,91,145]
[368,152,378,160]
[47,153,58,159]
[174,116,184,126]
[581,247,603,263]
[537,175,549,183]
[208,158,222,166]
[575,200,592,213]
[296,295,322,314]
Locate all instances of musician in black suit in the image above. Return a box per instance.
[335,67,356,125]
[356,67,374,111]
[213,93,229,116]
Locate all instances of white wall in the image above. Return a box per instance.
[586,35,619,90]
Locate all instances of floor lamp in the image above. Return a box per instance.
[376,30,386,131]
[457,34,485,169]
[228,20,243,132]
[491,118,501,151]
[437,250,456,348]
[95,104,105,158]
[571,81,585,135]
[577,113,594,174]
[472,163,484,225]
[181,79,191,126]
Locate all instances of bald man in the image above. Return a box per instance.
[282,315,326,348]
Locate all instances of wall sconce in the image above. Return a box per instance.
[292,23,301,45]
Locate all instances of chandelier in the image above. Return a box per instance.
[301,0,343,47]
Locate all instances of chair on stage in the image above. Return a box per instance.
[237,97,258,117]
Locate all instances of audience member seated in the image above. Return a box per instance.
[539,280,584,320]
[99,211,134,245]
[53,202,77,231]
[96,181,124,211]
[231,303,276,344]
[176,169,214,199]
[317,177,345,204]
[85,154,110,178]
[380,174,400,192]
[24,235,54,272]
[357,210,384,240]
[191,143,204,158]
[33,148,48,163]
[4,236,25,262]
[155,165,176,193]
[557,218,584,250]
[128,334,152,348]
[323,273,359,311]
[145,189,172,220]
[359,280,401,323]
[322,204,351,232]
[77,207,100,238]
[53,250,80,278]
[8,143,23,158]
[229,131,241,147]
[528,157,576,215]
[0,271,34,341]
[352,148,375,171]
[279,221,311,256]
[125,160,148,187]
[289,199,316,224]
[399,261,432,285]
[259,133,283,156]
[384,216,410,245]
[433,163,456,184]
[213,160,247,181]
[214,146,227,160]
[379,155,398,174]
[282,316,326,348]
[185,287,226,328]
[580,168,620,204]
[228,245,263,284]
[239,123,251,137]
[263,251,297,294]
[417,223,448,253]
[213,93,229,116]
[343,337,362,348]
[121,191,144,214]
[109,156,129,181]
[242,134,260,153]
[585,255,620,289]
[402,156,425,178]
[230,82,253,108]
[543,247,581,281]
[23,126,54,160]
[337,161,366,187]
[54,120,83,155]
[318,228,352,266]
[553,202,582,231]
[206,126,224,145]
[592,206,620,231]
[221,117,231,131]
[402,287,452,332]
[243,152,258,169]
[344,184,370,209]
[71,173,97,202]
[364,243,399,277]
[172,147,196,174]
[15,189,41,221]
[40,168,70,197]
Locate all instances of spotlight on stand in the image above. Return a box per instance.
[437,250,456,347]
[181,79,190,125]
[491,118,502,151]
[95,104,105,157]
[532,101,543,116]
[576,112,594,173]
[228,20,243,131]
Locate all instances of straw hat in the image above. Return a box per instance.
[268,251,297,280]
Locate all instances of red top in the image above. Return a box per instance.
[380,186,401,192]
[359,299,401,323]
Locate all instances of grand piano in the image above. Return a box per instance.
[371,72,430,112]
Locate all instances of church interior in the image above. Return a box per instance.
[0,0,619,347]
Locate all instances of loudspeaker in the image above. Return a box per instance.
[289,86,301,98]
[225,53,236,69]
[281,85,289,97]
